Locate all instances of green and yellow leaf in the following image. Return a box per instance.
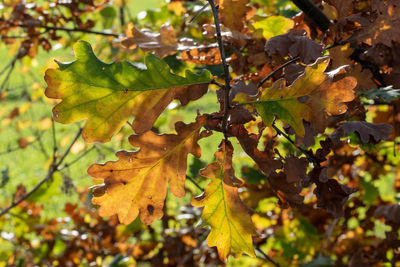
[45,40,211,143]
[235,57,357,136]
[88,115,210,225]
[192,140,256,261]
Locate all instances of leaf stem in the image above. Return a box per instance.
[207,0,232,139]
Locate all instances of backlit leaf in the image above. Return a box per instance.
[252,15,294,39]
[45,41,211,143]
[235,57,357,136]
[88,116,210,225]
[191,140,256,261]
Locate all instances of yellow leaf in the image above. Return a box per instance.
[192,140,256,261]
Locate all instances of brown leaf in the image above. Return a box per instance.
[265,29,323,64]
[374,204,400,225]
[314,179,357,217]
[88,116,210,225]
[173,83,209,106]
[330,121,393,144]
[122,23,201,58]
[268,172,304,208]
[351,2,400,47]
[219,0,250,32]
[234,125,282,176]
[284,155,308,186]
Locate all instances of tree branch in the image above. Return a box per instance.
[255,247,280,267]
[207,0,232,139]
[18,24,121,37]
[291,0,331,31]
[0,127,83,218]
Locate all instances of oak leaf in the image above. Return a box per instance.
[235,57,356,136]
[330,121,392,144]
[265,29,323,64]
[122,23,199,58]
[191,140,256,261]
[44,41,211,143]
[219,0,250,32]
[88,116,210,225]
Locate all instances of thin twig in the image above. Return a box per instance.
[257,57,300,89]
[0,136,41,156]
[189,2,209,23]
[271,123,318,165]
[58,145,95,171]
[207,0,231,139]
[255,247,280,267]
[18,24,121,37]
[186,175,204,191]
[0,127,83,218]
[0,57,17,92]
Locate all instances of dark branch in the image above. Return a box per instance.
[255,247,280,267]
[186,175,204,191]
[207,0,232,139]
[18,24,121,37]
[291,0,331,31]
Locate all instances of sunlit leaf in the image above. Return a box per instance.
[45,41,211,143]
[192,140,256,261]
[88,116,210,225]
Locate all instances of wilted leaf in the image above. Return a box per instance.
[268,171,304,208]
[122,23,179,58]
[314,179,357,217]
[220,0,250,32]
[374,204,400,224]
[233,125,282,176]
[45,41,211,143]
[330,121,392,144]
[88,116,210,225]
[351,2,400,47]
[265,29,323,64]
[284,155,308,186]
[236,57,357,136]
[191,140,256,261]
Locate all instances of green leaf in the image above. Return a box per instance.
[45,41,211,143]
[252,15,294,39]
[361,86,400,101]
[235,57,356,136]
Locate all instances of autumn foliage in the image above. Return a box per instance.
[1,0,400,266]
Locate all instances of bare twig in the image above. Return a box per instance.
[257,57,300,89]
[0,136,41,156]
[18,24,121,37]
[0,127,83,218]
[207,0,232,139]
[189,2,209,23]
[58,145,95,171]
[186,175,204,191]
[0,57,17,92]
[271,122,319,165]
[255,247,280,267]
